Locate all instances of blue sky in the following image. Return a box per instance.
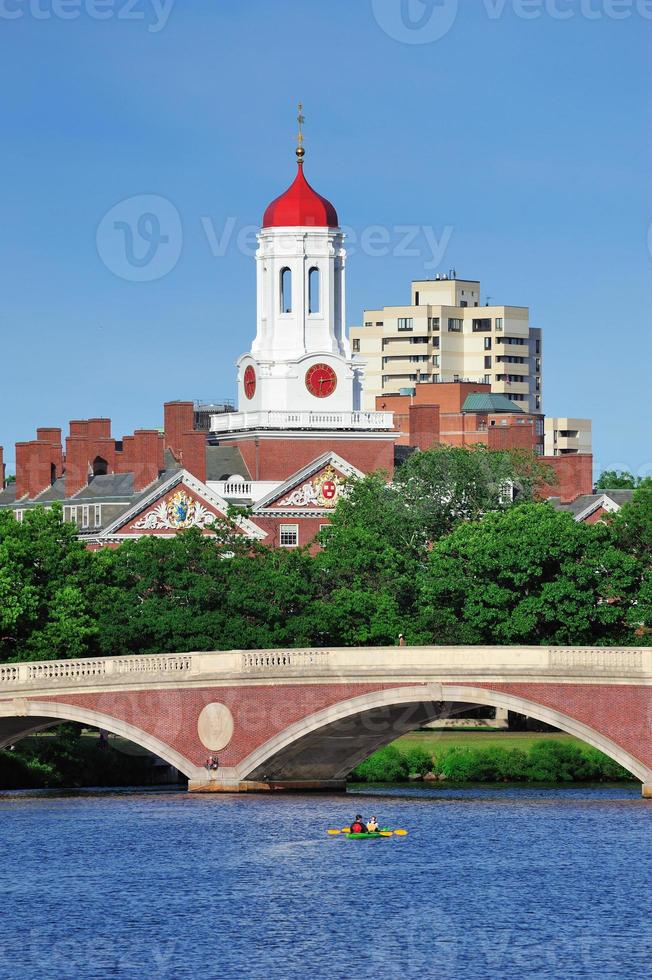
[0,0,650,476]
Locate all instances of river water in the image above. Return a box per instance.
[0,784,650,980]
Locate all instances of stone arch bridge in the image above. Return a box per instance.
[1,646,651,797]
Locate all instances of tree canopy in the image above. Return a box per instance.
[0,448,648,662]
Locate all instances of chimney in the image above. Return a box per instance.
[15,442,34,500]
[65,435,90,497]
[164,402,195,461]
[181,431,207,483]
[133,430,162,491]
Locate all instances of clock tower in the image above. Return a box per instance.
[235,112,363,414]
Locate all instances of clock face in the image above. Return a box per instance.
[305,363,337,399]
[243,365,256,400]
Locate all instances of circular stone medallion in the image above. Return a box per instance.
[197,703,235,751]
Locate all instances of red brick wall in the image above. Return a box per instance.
[181,431,206,483]
[231,436,395,481]
[538,454,593,503]
[23,678,652,775]
[252,514,327,552]
[164,402,195,460]
[377,382,491,416]
[407,405,440,451]
[488,421,539,452]
[132,430,162,492]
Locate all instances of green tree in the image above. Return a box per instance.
[595,470,640,490]
[0,506,98,662]
[416,503,639,646]
[610,484,652,639]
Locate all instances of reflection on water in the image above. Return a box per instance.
[0,785,650,979]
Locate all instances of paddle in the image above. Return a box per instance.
[327,827,409,836]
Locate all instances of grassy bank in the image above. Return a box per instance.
[352,732,634,784]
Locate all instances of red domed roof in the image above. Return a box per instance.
[263,162,339,229]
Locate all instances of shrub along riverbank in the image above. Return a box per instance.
[350,741,634,784]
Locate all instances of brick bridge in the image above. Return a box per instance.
[1,647,651,797]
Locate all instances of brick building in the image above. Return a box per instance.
[0,138,594,544]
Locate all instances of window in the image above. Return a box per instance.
[280,524,299,548]
[472,318,492,332]
[495,317,503,331]
[92,456,108,477]
[484,356,492,369]
[352,339,360,352]
[397,317,413,331]
[484,337,492,350]
[415,291,419,305]
[94,505,102,529]
[81,505,90,529]
[433,355,440,368]
[376,321,384,326]
[448,318,462,332]
[535,378,541,392]
[429,317,440,331]
[411,355,429,363]
[67,506,78,524]
[409,336,428,344]
[432,336,440,349]
[280,267,292,313]
[483,374,491,384]
[536,339,541,354]
[308,267,320,314]
[15,510,24,523]
[460,300,468,308]
[536,358,541,373]
[365,321,373,327]
[536,396,541,410]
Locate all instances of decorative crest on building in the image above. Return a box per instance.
[133,489,218,531]
[279,465,344,509]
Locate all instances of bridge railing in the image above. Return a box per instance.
[0,646,650,694]
[241,651,329,671]
[0,654,194,687]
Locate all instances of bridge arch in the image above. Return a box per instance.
[0,700,200,780]
[236,685,652,786]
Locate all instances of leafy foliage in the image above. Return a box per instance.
[0,448,647,662]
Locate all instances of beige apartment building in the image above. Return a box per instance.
[544,418,592,456]
[350,276,543,414]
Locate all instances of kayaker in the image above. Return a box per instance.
[350,815,366,834]
[366,816,379,833]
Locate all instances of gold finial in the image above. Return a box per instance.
[296,102,305,161]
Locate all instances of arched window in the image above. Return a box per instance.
[308,266,320,314]
[280,267,292,313]
[92,456,108,477]
[50,463,57,486]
